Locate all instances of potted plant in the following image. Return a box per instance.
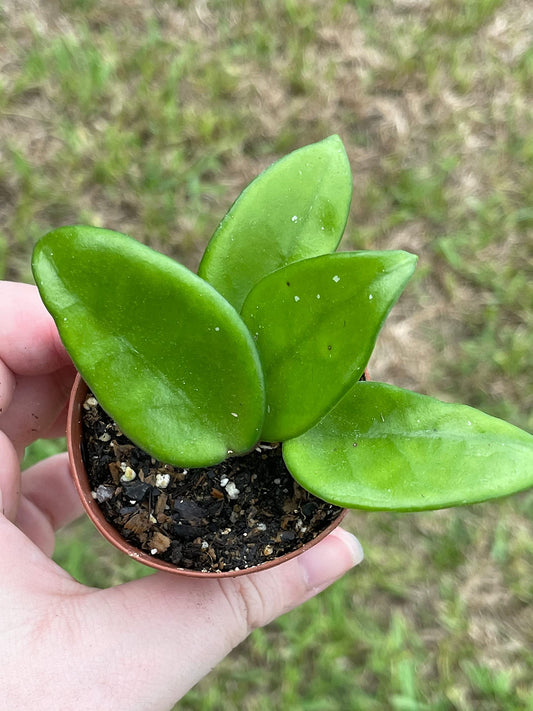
[32,136,533,577]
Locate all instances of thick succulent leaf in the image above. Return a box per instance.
[283,382,533,511]
[241,251,417,442]
[32,226,265,467]
[198,135,352,311]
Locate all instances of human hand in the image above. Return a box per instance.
[0,280,364,711]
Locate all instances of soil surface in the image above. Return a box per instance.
[81,394,343,573]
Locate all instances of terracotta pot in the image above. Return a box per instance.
[67,373,348,578]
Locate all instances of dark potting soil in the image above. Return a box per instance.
[81,393,343,573]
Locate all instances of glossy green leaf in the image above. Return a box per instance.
[198,135,352,311]
[242,251,417,442]
[283,382,533,511]
[32,226,265,467]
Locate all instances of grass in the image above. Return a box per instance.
[1,0,532,709]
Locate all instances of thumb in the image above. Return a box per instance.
[80,528,363,710]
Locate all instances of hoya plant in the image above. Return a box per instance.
[32,136,533,512]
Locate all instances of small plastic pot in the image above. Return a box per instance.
[67,373,348,578]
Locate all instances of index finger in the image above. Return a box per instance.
[0,281,72,376]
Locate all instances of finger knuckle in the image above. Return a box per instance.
[217,575,272,638]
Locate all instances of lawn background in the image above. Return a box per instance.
[1,1,532,709]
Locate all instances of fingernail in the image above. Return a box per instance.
[299,528,364,592]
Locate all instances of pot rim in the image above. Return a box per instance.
[67,372,348,578]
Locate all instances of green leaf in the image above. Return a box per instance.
[32,226,265,467]
[242,251,417,442]
[198,135,352,311]
[283,382,533,510]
